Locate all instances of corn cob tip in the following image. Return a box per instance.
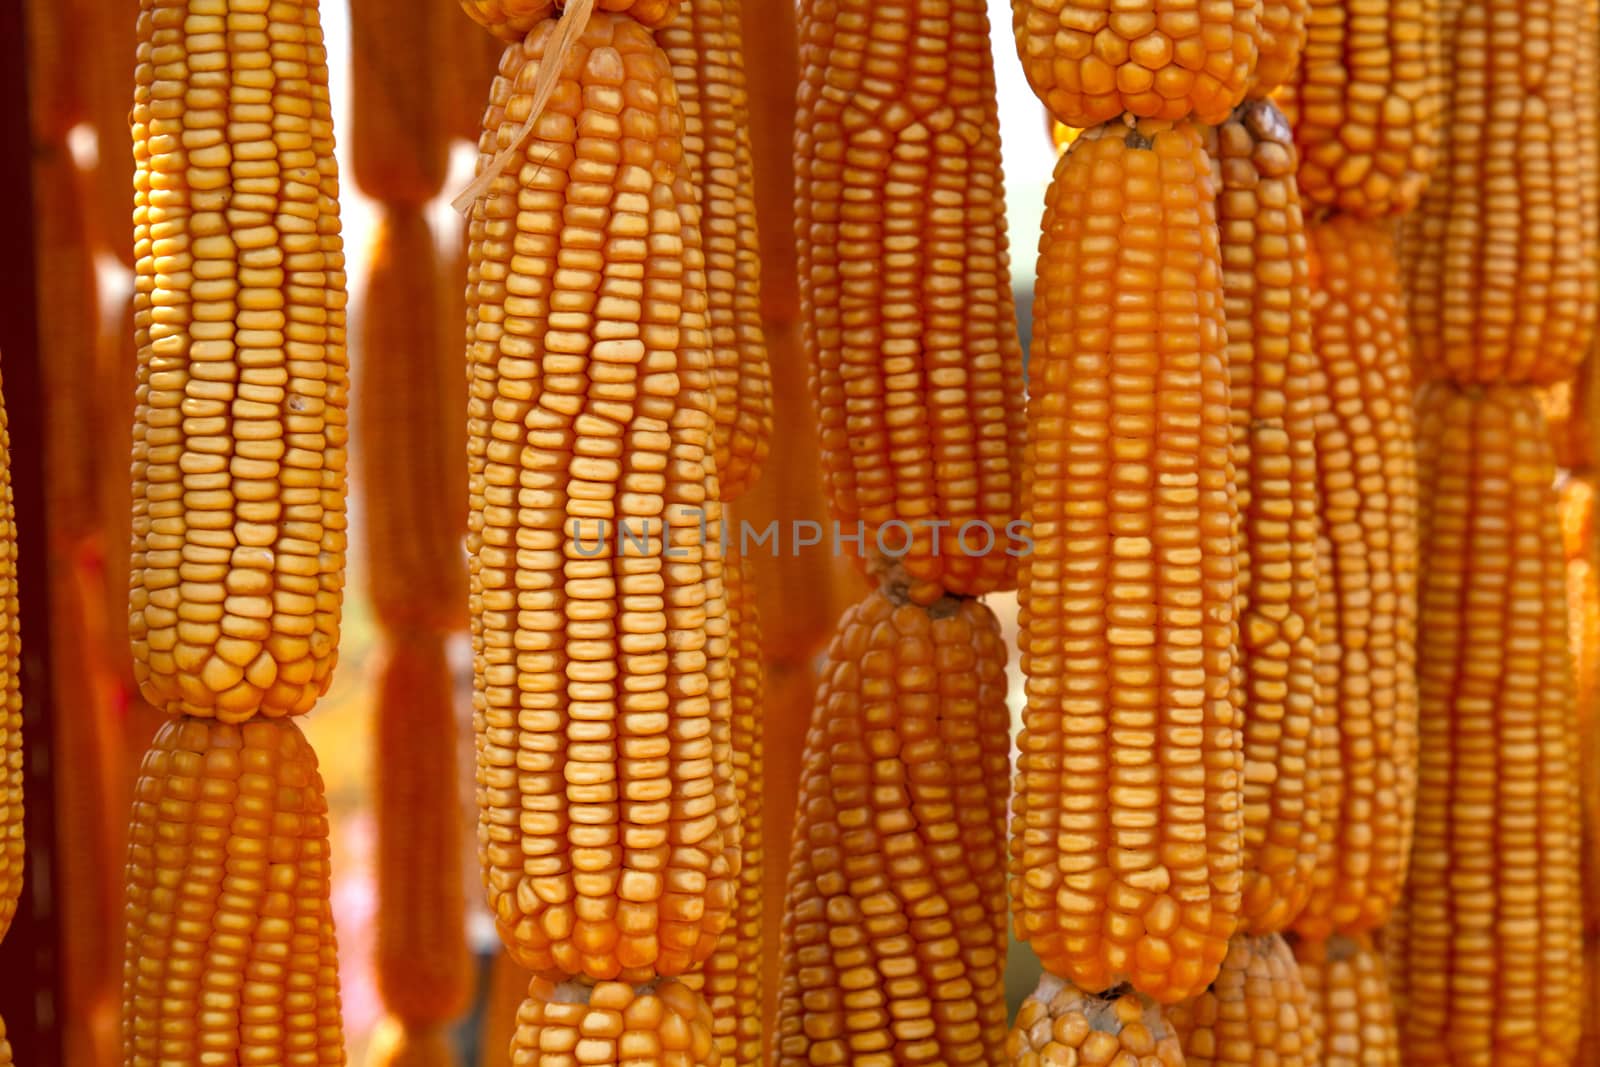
[1008,976,1184,1067]
[511,978,719,1064]
[459,0,679,41]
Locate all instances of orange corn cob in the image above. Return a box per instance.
[1009,0,1260,126]
[1290,933,1401,1067]
[120,718,345,1065]
[1213,101,1322,936]
[373,632,473,1034]
[660,0,771,502]
[681,553,762,1065]
[1292,217,1418,941]
[1252,0,1308,96]
[129,0,351,720]
[1167,933,1320,1067]
[1009,978,1186,1067]
[1401,0,1600,385]
[1013,116,1242,1004]
[466,12,737,983]
[775,586,1011,1064]
[82,0,139,269]
[367,1019,457,1067]
[481,950,530,1067]
[510,978,719,1064]
[1394,384,1582,1065]
[350,0,455,204]
[1279,0,1444,217]
[359,208,468,633]
[796,0,1027,605]
[0,365,19,960]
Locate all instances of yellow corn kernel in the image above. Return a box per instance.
[796,0,1028,605]
[1213,102,1322,936]
[681,553,763,1065]
[1292,217,1419,941]
[0,368,17,950]
[775,586,1011,1064]
[1290,933,1400,1067]
[1401,0,1600,384]
[1009,977,1186,1067]
[373,631,472,1033]
[467,13,738,983]
[511,978,718,1065]
[660,0,771,502]
[1252,0,1308,96]
[459,0,680,41]
[1009,0,1260,126]
[1393,384,1582,1065]
[1014,116,1242,1005]
[358,209,468,633]
[1278,0,1444,217]
[119,717,346,1066]
[130,0,350,720]
[1168,934,1320,1067]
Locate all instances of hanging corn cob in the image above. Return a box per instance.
[0,368,19,1067]
[1012,115,1242,1005]
[1402,0,1600,386]
[774,586,1011,1063]
[1389,384,1583,1064]
[1278,0,1445,218]
[1166,933,1320,1067]
[458,2,742,1055]
[1290,932,1401,1067]
[796,0,1027,606]
[1009,978,1186,1067]
[121,0,352,1060]
[1211,101,1322,937]
[779,0,1024,1054]
[1291,217,1419,943]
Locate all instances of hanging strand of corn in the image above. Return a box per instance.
[348,3,475,1062]
[120,0,352,1062]
[22,4,136,1060]
[775,0,1026,1058]
[1388,0,1598,1057]
[455,0,751,1059]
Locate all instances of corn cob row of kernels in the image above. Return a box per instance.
[0,370,19,1061]
[1167,933,1321,1067]
[1290,932,1402,1067]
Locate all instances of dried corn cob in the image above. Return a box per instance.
[350,0,455,204]
[1279,0,1444,217]
[775,585,1011,1064]
[1393,384,1582,1065]
[466,12,737,983]
[510,978,719,1064]
[481,950,529,1067]
[1009,977,1185,1067]
[1401,0,1600,385]
[460,0,680,41]
[1013,116,1242,1004]
[120,717,345,1065]
[681,554,762,1064]
[130,0,351,720]
[660,0,771,502]
[373,631,472,1034]
[1252,0,1308,96]
[359,209,468,633]
[1292,217,1418,941]
[1213,101,1322,936]
[796,0,1027,605]
[1009,0,1260,126]
[1290,933,1401,1067]
[1167,933,1320,1067]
